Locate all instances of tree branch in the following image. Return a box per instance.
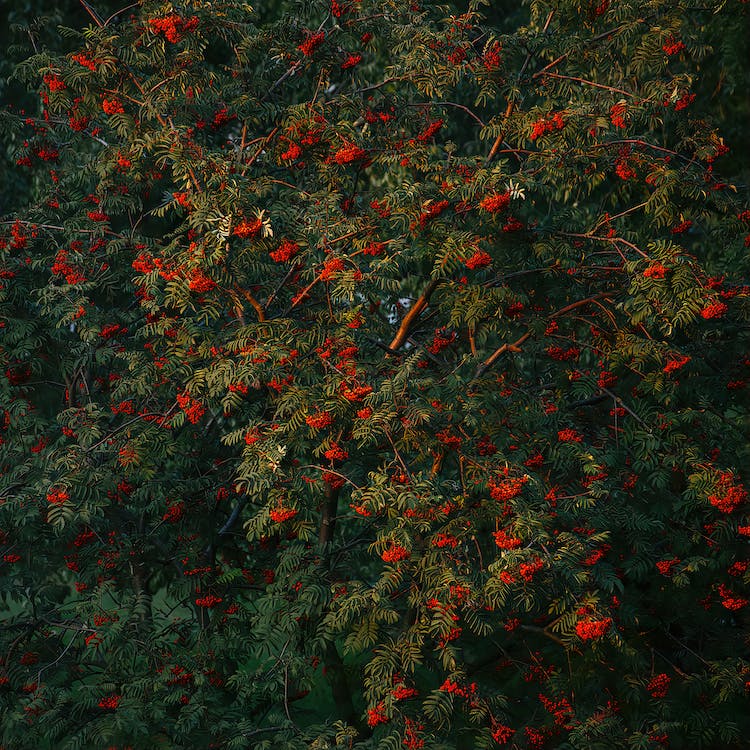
[486,10,555,164]
[232,283,266,322]
[79,0,104,26]
[319,485,340,547]
[387,279,441,352]
[539,72,634,97]
[473,293,613,380]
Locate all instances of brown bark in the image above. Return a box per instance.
[474,293,612,379]
[232,283,267,322]
[319,484,340,546]
[387,278,441,352]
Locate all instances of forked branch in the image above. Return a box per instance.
[474,292,612,379]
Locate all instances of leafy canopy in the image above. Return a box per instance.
[1,0,749,749]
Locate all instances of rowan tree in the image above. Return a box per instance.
[1,1,749,749]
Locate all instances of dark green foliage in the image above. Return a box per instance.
[1,1,749,749]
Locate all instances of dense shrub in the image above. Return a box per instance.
[1,1,749,748]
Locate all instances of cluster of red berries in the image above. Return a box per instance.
[280,142,302,161]
[663,354,690,374]
[416,119,443,143]
[426,328,456,355]
[662,36,686,55]
[72,52,97,70]
[643,262,669,279]
[320,257,345,280]
[98,694,121,710]
[305,411,333,429]
[432,533,459,548]
[656,558,680,576]
[176,390,206,424]
[491,723,514,744]
[418,199,449,227]
[615,158,636,181]
[148,15,199,43]
[464,249,491,269]
[700,301,728,319]
[162,501,185,523]
[298,31,325,57]
[195,594,223,608]
[392,684,419,701]
[546,346,580,361]
[647,673,671,698]
[717,584,748,610]
[483,41,502,70]
[436,428,461,450]
[479,191,511,213]
[366,701,388,727]
[519,557,544,581]
[233,218,263,238]
[530,112,565,140]
[493,529,522,550]
[187,268,216,293]
[269,507,297,523]
[575,617,612,640]
[101,98,124,115]
[381,544,410,563]
[539,693,575,727]
[333,144,367,164]
[439,678,477,699]
[708,473,747,514]
[341,53,362,70]
[47,488,69,505]
[610,103,627,128]
[270,239,300,263]
[489,474,528,503]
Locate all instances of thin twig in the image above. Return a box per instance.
[405,101,485,127]
[79,0,104,26]
[36,632,78,683]
[104,2,140,26]
[264,261,303,313]
[383,428,412,482]
[298,466,361,490]
[539,72,633,97]
[531,17,649,79]
[84,403,179,452]
[592,138,702,169]
[590,201,648,232]
[554,231,651,260]
[474,292,613,380]
[243,127,280,172]
[599,387,652,433]
[283,663,292,721]
[355,76,400,94]
[519,624,565,647]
